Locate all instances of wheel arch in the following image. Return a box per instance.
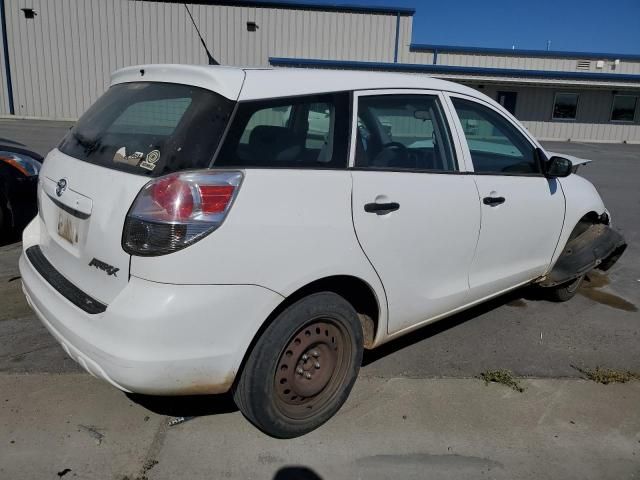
[569,211,607,238]
[541,209,622,287]
[233,275,383,389]
[550,174,608,269]
[547,209,608,274]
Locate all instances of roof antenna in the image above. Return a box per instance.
[184,3,219,65]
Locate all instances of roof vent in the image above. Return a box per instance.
[576,60,591,70]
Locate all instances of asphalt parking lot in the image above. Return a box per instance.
[1,119,639,479]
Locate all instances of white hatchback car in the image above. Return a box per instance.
[20,66,626,438]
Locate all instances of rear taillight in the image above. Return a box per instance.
[122,170,243,256]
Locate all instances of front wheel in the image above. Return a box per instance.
[233,292,363,438]
[544,274,585,302]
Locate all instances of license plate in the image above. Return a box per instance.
[57,210,79,245]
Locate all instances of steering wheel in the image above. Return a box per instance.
[373,141,409,168]
[382,142,407,151]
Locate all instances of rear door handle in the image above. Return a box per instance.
[483,196,505,206]
[364,202,400,214]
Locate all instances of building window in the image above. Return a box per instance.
[552,93,579,120]
[611,95,637,122]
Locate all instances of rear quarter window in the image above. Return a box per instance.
[58,82,234,177]
[214,93,350,169]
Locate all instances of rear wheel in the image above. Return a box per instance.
[233,292,363,438]
[545,274,585,302]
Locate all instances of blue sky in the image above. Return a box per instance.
[299,0,640,54]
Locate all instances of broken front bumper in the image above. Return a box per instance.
[540,224,627,287]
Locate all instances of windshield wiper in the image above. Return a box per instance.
[72,132,101,155]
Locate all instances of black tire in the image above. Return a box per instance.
[545,274,585,302]
[233,292,363,438]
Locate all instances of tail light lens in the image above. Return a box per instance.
[123,171,243,256]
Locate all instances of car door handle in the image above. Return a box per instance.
[364,202,400,214]
[483,196,505,206]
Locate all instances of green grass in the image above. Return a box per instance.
[479,369,524,393]
[572,365,640,385]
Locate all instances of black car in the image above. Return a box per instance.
[0,145,42,242]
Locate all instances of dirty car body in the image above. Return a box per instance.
[19,66,626,437]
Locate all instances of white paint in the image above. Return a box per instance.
[111,64,246,101]
[36,149,149,304]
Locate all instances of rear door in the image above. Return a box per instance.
[36,81,235,304]
[350,90,480,334]
[446,94,565,298]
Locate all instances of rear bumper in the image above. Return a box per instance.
[19,249,284,395]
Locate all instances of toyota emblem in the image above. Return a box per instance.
[56,178,67,197]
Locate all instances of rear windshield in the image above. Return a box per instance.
[58,82,234,177]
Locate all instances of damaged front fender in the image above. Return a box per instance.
[540,224,627,287]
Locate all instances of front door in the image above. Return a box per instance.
[448,94,565,299]
[350,90,480,334]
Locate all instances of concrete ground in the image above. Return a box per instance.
[1,375,639,480]
[1,119,639,478]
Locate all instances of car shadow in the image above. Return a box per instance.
[0,232,21,248]
[362,286,542,366]
[273,466,323,480]
[126,391,239,417]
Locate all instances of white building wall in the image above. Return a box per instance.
[4,0,401,118]
[396,15,413,63]
[469,84,640,142]
[407,50,640,75]
[0,8,9,116]
[1,0,639,143]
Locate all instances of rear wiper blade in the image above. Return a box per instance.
[72,132,101,155]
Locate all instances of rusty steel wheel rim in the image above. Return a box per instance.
[274,319,351,419]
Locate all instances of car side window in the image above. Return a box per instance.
[451,97,539,174]
[216,93,349,168]
[239,105,292,144]
[355,95,457,171]
[306,103,332,150]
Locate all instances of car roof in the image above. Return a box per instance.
[111,64,482,101]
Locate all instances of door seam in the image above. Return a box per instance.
[348,171,390,335]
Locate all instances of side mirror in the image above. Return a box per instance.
[545,156,573,178]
